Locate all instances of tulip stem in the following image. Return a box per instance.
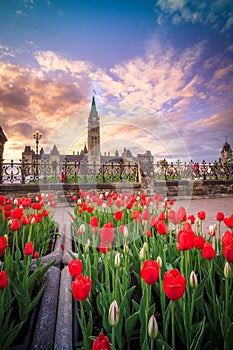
[171,301,175,350]
[150,338,154,350]
[112,326,116,350]
[225,277,229,326]
[208,260,217,320]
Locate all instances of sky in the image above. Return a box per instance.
[0,0,233,163]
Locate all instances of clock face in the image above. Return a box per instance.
[92,117,96,122]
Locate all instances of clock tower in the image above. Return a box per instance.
[87,96,100,163]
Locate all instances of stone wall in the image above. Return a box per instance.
[0,180,232,205]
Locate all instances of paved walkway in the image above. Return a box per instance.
[54,196,233,234]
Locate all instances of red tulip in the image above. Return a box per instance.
[223,243,233,262]
[177,226,194,250]
[163,269,186,301]
[24,242,34,255]
[21,215,29,225]
[216,212,224,221]
[33,251,39,259]
[198,211,206,220]
[132,210,141,223]
[193,235,205,249]
[187,215,195,225]
[142,207,150,221]
[92,333,110,350]
[168,210,179,225]
[114,210,123,221]
[72,275,92,300]
[87,206,94,213]
[176,207,187,223]
[100,222,114,243]
[222,231,233,246]
[150,216,158,227]
[224,215,233,228]
[157,221,168,235]
[158,211,166,221]
[10,218,20,231]
[11,208,23,219]
[68,259,82,277]
[0,271,8,290]
[140,260,160,285]
[0,195,6,206]
[41,209,49,217]
[90,216,99,227]
[202,242,215,260]
[0,236,8,256]
[146,230,152,237]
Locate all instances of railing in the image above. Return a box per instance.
[0,159,139,184]
[150,160,233,181]
[0,159,232,184]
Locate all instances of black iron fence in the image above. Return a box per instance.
[0,159,139,184]
[0,158,232,184]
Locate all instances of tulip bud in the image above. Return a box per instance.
[139,247,145,261]
[100,193,104,199]
[208,224,216,237]
[123,243,129,254]
[84,244,89,253]
[114,252,121,267]
[224,262,232,279]
[102,202,107,210]
[195,217,201,225]
[8,219,12,226]
[123,226,128,238]
[190,271,198,288]
[31,217,36,224]
[148,315,158,339]
[79,224,85,233]
[143,242,148,252]
[14,199,18,206]
[156,256,162,268]
[108,300,120,326]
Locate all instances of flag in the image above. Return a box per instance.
[93,89,96,94]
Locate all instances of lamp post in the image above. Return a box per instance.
[33,130,42,178]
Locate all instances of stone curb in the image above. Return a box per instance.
[31,265,61,350]
[54,266,73,350]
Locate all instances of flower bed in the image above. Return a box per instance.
[0,193,60,349]
[64,190,233,350]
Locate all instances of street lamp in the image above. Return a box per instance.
[33,130,42,178]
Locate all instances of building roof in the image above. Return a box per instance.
[221,142,232,153]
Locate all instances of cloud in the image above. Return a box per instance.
[0,45,15,59]
[0,59,91,161]
[16,10,27,17]
[34,51,92,76]
[155,0,233,32]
